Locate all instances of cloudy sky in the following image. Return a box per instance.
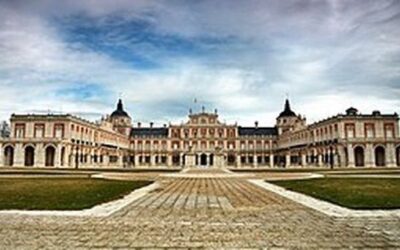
[0,0,399,127]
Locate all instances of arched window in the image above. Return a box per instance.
[375,146,385,167]
[4,146,14,166]
[45,146,56,167]
[24,146,35,166]
[354,146,364,167]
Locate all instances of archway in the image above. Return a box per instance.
[375,146,385,167]
[227,154,236,166]
[396,146,400,167]
[172,154,180,166]
[209,154,214,166]
[4,146,14,166]
[24,146,35,166]
[354,146,365,167]
[200,153,207,166]
[45,146,56,167]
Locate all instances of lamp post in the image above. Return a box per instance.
[75,145,79,169]
[329,145,334,169]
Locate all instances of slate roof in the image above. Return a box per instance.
[111,99,130,118]
[238,127,278,136]
[278,99,296,118]
[131,127,169,138]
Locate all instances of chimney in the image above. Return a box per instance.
[255,121,258,128]
[150,122,154,128]
[137,122,141,128]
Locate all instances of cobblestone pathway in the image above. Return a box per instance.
[0,169,399,249]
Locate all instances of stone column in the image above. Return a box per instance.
[285,154,290,168]
[301,153,306,167]
[386,143,396,167]
[0,144,3,167]
[118,152,124,168]
[65,146,72,168]
[150,154,156,167]
[347,144,355,167]
[365,144,374,167]
[134,154,139,167]
[185,154,194,167]
[318,154,323,167]
[269,154,274,168]
[55,144,62,168]
[236,155,241,168]
[14,143,24,167]
[167,155,172,167]
[337,146,346,167]
[253,155,258,168]
[104,155,109,166]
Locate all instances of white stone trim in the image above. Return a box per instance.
[249,179,400,218]
[0,181,159,217]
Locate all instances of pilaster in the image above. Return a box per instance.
[386,143,396,167]
[236,155,241,168]
[285,154,290,168]
[347,144,355,167]
[269,154,274,168]
[301,154,306,167]
[0,144,3,167]
[365,144,374,167]
[14,143,24,167]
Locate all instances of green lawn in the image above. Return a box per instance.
[270,177,400,209]
[0,178,152,210]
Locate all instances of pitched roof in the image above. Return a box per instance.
[130,127,168,137]
[238,127,277,136]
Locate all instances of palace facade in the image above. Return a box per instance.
[0,99,399,169]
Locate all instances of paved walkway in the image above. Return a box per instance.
[0,168,399,248]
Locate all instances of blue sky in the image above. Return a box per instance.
[0,0,399,126]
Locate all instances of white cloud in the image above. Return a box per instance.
[0,0,399,129]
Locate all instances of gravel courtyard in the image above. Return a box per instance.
[0,168,399,249]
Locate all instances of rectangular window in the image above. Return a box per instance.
[34,124,45,138]
[54,124,64,138]
[385,123,394,138]
[364,123,375,138]
[345,123,355,138]
[15,124,25,138]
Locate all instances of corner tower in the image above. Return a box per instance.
[276,99,305,135]
[110,99,132,136]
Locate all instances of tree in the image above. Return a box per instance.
[0,121,10,138]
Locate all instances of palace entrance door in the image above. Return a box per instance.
[200,153,207,167]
